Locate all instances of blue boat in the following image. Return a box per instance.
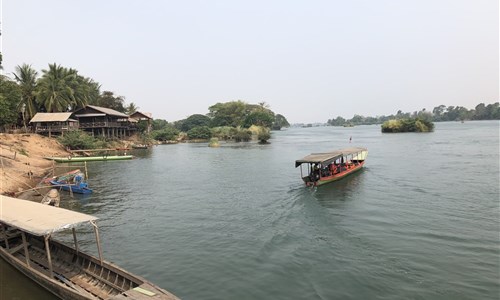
[49,174,93,194]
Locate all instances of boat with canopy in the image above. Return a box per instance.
[45,155,134,163]
[295,147,368,187]
[0,195,180,300]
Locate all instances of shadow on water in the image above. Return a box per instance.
[312,168,367,208]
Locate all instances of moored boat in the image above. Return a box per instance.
[42,169,82,185]
[0,195,180,300]
[295,147,368,187]
[46,155,134,163]
[50,172,92,194]
[49,180,93,194]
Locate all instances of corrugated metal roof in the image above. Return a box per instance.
[29,113,74,123]
[0,195,98,236]
[130,111,153,119]
[295,147,368,167]
[86,105,129,118]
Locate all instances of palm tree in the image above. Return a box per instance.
[14,64,39,125]
[36,63,78,112]
[125,102,139,115]
[71,75,100,110]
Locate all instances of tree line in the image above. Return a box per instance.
[0,63,138,129]
[327,102,500,126]
[0,63,290,143]
[149,100,290,142]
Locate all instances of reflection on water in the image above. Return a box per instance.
[1,121,499,300]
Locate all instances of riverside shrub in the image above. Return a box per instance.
[381,118,434,133]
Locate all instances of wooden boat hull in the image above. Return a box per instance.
[46,155,134,163]
[49,180,93,194]
[304,161,365,187]
[0,229,179,300]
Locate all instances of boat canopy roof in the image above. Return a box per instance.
[0,195,98,236]
[295,147,367,167]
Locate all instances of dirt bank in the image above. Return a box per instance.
[0,133,70,196]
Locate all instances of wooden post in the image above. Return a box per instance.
[52,161,55,177]
[1,225,9,250]
[91,221,104,265]
[84,161,88,180]
[21,232,31,267]
[72,228,79,255]
[44,235,54,278]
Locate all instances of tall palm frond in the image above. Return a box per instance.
[36,63,78,112]
[13,64,39,120]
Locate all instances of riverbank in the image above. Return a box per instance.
[0,133,70,196]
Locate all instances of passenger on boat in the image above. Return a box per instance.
[310,163,320,181]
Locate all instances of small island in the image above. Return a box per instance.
[381,118,434,133]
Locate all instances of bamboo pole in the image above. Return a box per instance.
[21,232,31,267]
[44,235,54,278]
[91,221,104,265]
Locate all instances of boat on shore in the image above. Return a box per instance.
[45,155,134,163]
[295,147,368,187]
[48,171,93,194]
[42,169,83,185]
[49,180,93,194]
[0,195,180,300]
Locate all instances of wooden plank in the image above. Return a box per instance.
[16,251,97,299]
[120,283,180,300]
[71,275,113,299]
[81,268,125,293]
[8,243,24,254]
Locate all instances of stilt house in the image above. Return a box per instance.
[72,105,131,138]
[29,113,79,137]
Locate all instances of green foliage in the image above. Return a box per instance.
[243,111,274,128]
[0,76,22,128]
[14,64,39,122]
[257,128,271,144]
[35,63,99,112]
[151,126,179,141]
[329,102,499,126]
[187,126,212,139]
[381,118,434,133]
[273,114,290,130]
[234,127,252,142]
[152,119,169,130]
[95,91,126,113]
[208,101,248,127]
[19,148,29,156]
[208,137,220,147]
[210,126,234,140]
[136,120,148,133]
[125,102,139,115]
[58,130,107,150]
[178,114,211,132]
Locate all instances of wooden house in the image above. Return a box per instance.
[29,113,79,137]
[129,111,153,133]
[72,105,131,138]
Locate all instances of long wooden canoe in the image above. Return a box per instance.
[45,155,134,163]
[295,147,368,187]
[0,195,180,300]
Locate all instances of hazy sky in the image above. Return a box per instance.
[3,0,499,123]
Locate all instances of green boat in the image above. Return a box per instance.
[46,155,134,163]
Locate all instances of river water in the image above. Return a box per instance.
[1,121,499,300]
